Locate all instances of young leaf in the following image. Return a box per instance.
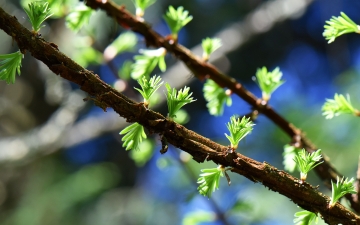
[202,37,222,60]
[197,167,224,198]
[225,116,254,150]
[322,93,358,119]
[132,0,156,17]
[65,4,92,32]
[163,6,193,40]
[119,123,147,151]
[293,210,318,225]
[24,1,53,33]
[283,144,299,173]
[0,51,23,84]
[104,32,138,61]
[329,176,357,208]
[131,48,167,79]
[293,149,323,182]
[134,75,163,107]
[323,12,360,44]
[254,67,284,101]
[203,79,232,116]
[165,83,196,118]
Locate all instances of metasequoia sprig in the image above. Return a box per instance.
[134,75,163,107]
[132,0,156,17]
[293,210,318,225]
[24,1,53,33]
[225,116,254,150]
[254,67,284,101]
[197,166,225,198]
[165,83,196,119]
[323,12,360,44]
[0,51,23,84]
[201,38,222,61]
[119,123,147,151]
[294,149,323,183]
[322,93,359,119]
[163,6,193,40]
[329,176,357,208]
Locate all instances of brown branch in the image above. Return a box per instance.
[0,6,359,224]
[83,0,360,213]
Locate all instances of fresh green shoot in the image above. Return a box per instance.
[293,149,323,183]
[254,67,284,101]
[21,0,70,18]
[0,51,23,84]
[201,38,222,61]
[119,123,147,151]
[24,1,53,33]
[134,75,163,107]
[323,12,360,44]
[65,4,92,32]
[163,6,193,40]
[225,116,254,150]
[104,32,138,62]
[329,176,357,208]
[283,144,300,173]
[197,166,225,198]
[293,210,318,225]
[131,48,167,80]
[203,79,232,116]
[165,83,196,119]
[132,0,156,17]
[322,93,359,119]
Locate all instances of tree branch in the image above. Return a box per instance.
[0,6,358,224]
[83,0,360,213]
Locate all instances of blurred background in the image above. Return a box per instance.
[0,0,360,224]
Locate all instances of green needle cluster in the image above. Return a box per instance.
[163,6,193,40]
[24,1,53,33]
[293,149,323,182]
[0,51,23,84]
[225,116,254,150]
[329,176,356,208]
[323,12,360,44]
[322,93,358,119]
